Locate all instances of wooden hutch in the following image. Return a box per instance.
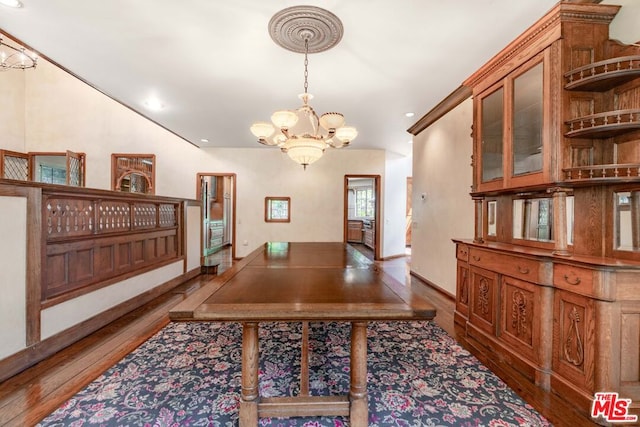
[453,2,640,422]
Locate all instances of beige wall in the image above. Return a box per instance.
[411,99,474,296]
[0,196,27,359]
[1,68,26,152]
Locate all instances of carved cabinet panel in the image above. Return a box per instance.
[499,276,539,363]
[456,260,470,317]
[552,289,595,392]
[469,266,499,335]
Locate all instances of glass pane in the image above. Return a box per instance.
[615,191,639,251]
[34,155,66,184]
[513,63,543,176]
[481,88,504,182]
[513,197,553,242]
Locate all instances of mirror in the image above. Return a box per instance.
[487,200,497,237]
[615,191,639,251]
[480,87,504,182]
[513,197,553,242]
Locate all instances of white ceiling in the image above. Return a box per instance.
[0,0,599,157]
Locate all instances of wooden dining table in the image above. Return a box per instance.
[169,242,437,426]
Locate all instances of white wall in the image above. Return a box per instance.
[604,0,640,43]
[411,98,474,295]
[383,152,411,258]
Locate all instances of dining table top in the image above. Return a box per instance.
[169,242,436,322]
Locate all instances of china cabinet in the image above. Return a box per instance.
[454,2,640,422]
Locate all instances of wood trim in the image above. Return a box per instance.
[407,86,472,135]
[0,184,43,346]
[196,173,237,259]
[410,270,456,301]
[343,175,382,260]
[0,267,200,383]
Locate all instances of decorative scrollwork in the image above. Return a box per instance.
[511,290,527,337]
[98,202,131,232]
[478,278,490,315]
[459,269,468,305]
[563,306,585,366]
[158,204,177,227]
[133,204,157,229]
[46,199,94,238]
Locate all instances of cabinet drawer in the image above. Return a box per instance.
[553,264,600,298]
[469,248,540,283]
[456,244,469,262]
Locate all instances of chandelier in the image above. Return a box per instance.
[250,6,357,169]
[0,37,37,71]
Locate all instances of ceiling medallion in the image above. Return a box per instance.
[251,6,356,170]
[268,5,343,54]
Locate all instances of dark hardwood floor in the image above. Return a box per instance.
[0,246,596,426]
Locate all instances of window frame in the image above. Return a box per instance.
[265,197,291,223]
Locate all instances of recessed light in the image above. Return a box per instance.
[143,97,164,111]
[0,0,23,8]
[405,112,415,118]
[200,138,209,143]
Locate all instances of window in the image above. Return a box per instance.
[355,188,374,218]
[265,197,290,222]
[0,150,85,186]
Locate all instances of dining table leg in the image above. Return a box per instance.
[239,322,259,426]
[349,321,368,427]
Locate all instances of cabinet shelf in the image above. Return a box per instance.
[565,55,640,91]
[564,109,640,138]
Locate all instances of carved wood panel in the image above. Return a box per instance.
[552,289,595,392]
[46,198,94,238]
[43,230,178,302]
[469,266,498,335]
[41,191,182,304]
[456,261,470,317]
[500,276,539,363]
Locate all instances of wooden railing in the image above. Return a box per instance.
[564,55,640,91]
[564,109,640,138]
[41,187,184,304]
[563,163,640,181]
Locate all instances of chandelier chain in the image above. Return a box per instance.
[303,38,309,95]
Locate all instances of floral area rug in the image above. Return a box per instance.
[38,321,551,426]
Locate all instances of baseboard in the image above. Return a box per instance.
[409,270,455,301]
[0,267,199,383]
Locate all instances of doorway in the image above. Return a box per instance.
[344,175,381,260]
[197,173,236,261]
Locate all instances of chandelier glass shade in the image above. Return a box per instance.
[250,7,357,169]
[0,37,37,71]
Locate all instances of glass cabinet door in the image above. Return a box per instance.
[512,62,543,177]
[481,87,504,183]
